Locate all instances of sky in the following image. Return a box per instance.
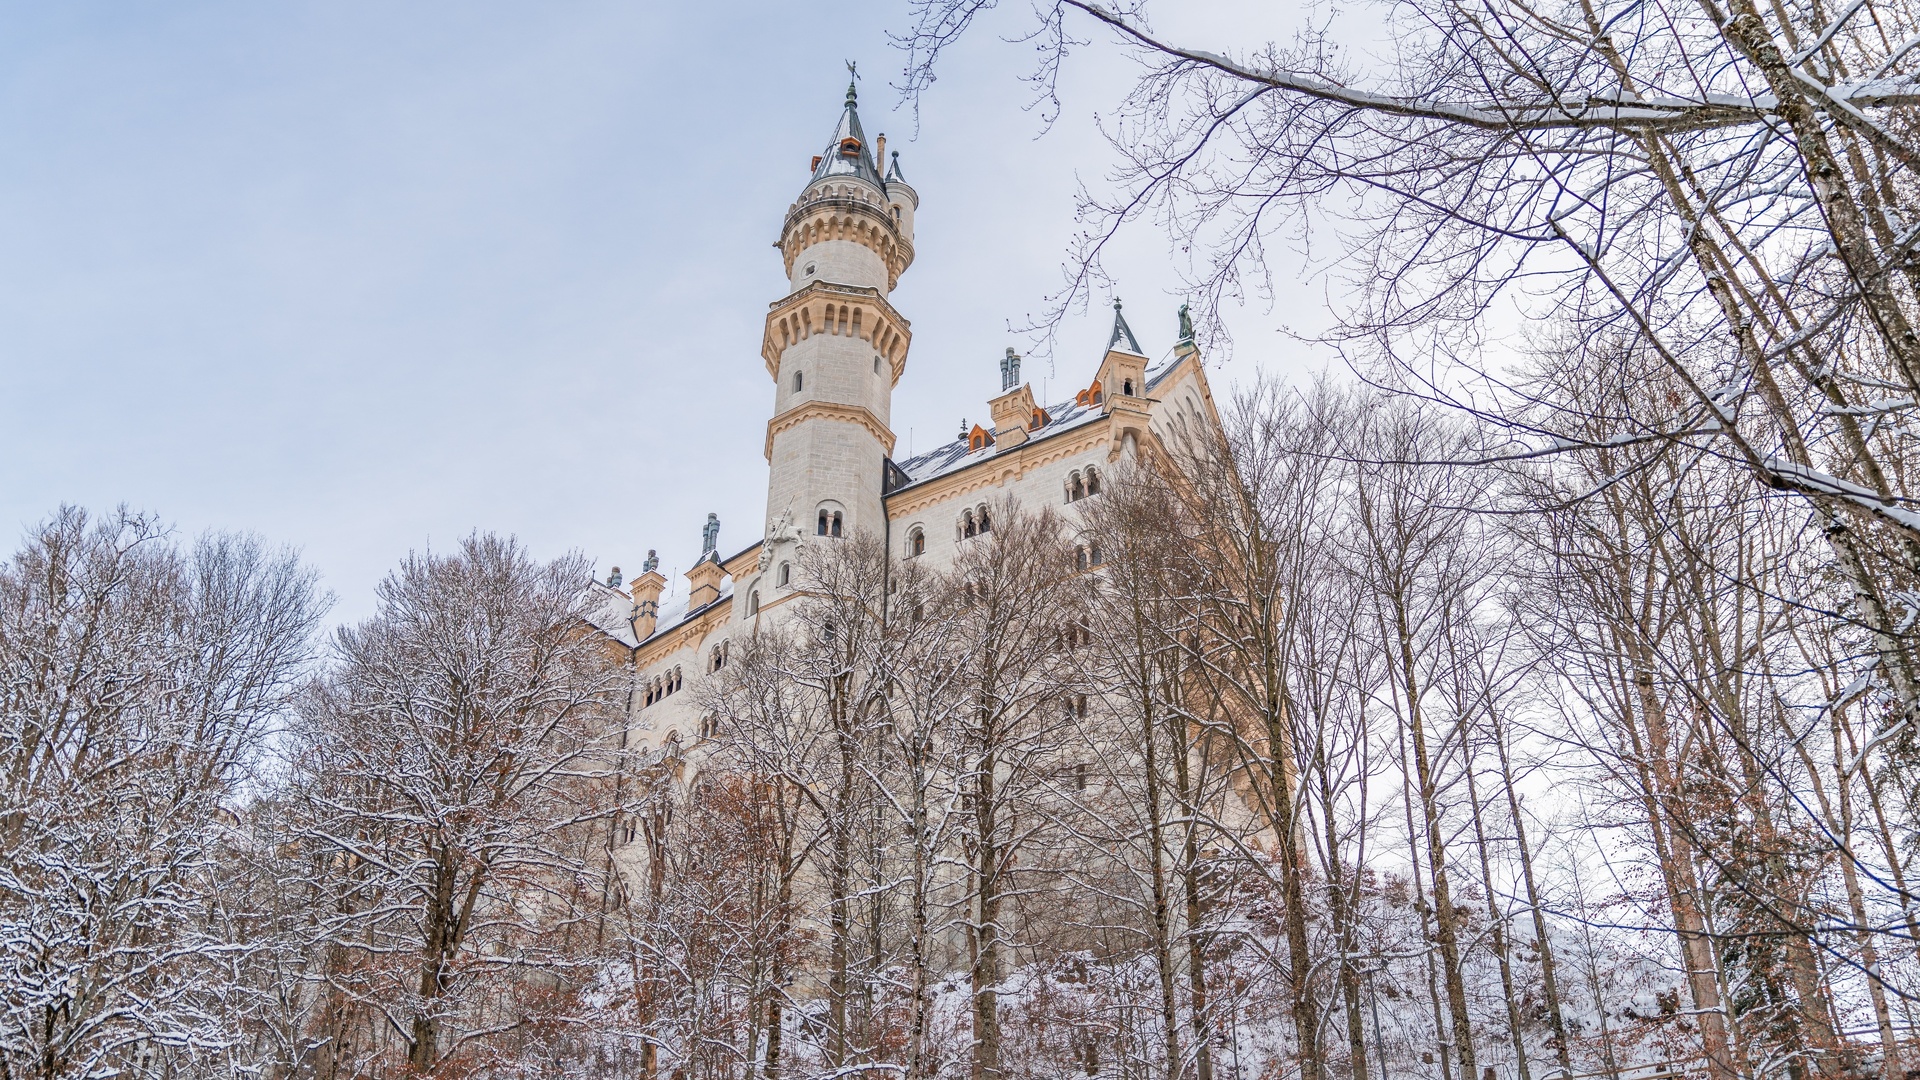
[0,0,1331,624]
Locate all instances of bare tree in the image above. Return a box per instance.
[0,506,325,1080]
[285,534,628,1074]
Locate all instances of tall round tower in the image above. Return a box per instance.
[759,78,918,544]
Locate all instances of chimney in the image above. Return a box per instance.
[876,133,886,168]
[686,513,725,610]
[629,550,667,640]
[989,357,1038,448]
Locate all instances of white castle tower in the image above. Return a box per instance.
[758,77,919,543]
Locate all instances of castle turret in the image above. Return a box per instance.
[759,76,917,542]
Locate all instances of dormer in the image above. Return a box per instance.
[968,423,995,453]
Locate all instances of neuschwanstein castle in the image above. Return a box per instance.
[584,78,1225,748]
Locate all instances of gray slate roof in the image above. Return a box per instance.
[809,81,885,191]
[890,351,1183,494]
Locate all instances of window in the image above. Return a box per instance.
[907,529,925,558]
[874,356,882,374]
[1068,472,1086,502]
[961,510,976,539]
[912,602,925,622]
[778,562,791,586]
[977,506,992,533]
[1074,762,1090,791]
[711,645,724,673]
[818,510,829,536]
[699,714,721,740]
[805,262,816,275]
[830,511,843,537]
[1089,542,1103,567]
[1086,467,1101,496]
[748,590,761,615]
[1122,378,1134,395]
[794,371,804,392]
[1075,545,1089,571]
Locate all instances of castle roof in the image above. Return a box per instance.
[808,79,885,192]
[581,580,641,648]
[889,350,1184,495]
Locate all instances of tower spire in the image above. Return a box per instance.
[1108,298,1145,355]
[808,65,883,190]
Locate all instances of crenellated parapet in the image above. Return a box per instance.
[778,188,915,290]
[761,280,913,383]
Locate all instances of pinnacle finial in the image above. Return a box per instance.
[846,60,859,105]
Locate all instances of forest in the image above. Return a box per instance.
[5,0,1920,1074]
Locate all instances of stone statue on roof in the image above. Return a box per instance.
[642,549,659,574]
[1178,302,1194,344]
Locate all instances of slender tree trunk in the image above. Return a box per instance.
[1492,706,1573,1078]
[1393,602,1477,1080]
[1463,735,1531,1080]
[1138,666,1185,1080]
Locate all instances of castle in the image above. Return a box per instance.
[584,78,1225,749]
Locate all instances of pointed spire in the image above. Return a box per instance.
[886,149,907,183]
[807,67,885,191]
[1108,298,1144,355]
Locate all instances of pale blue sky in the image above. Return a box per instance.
[0,1,1323,621]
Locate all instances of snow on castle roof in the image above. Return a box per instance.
[888,351,1183,494]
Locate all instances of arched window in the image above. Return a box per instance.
[962,510,977,539]
[1068,473,1086,502]
[778,562,791,586]
[1122,378,1134,396]
[977,506,992,533]
[1075,545,1089,571]
[908,529,925,557]
[748,590,761,615]
[794,371,804,392]
[874,356,882,374]
[1089,542,1103,566]
[830,512,843,537]
[711,646,723,673]
[1086,468,1101,496]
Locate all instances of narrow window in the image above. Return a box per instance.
[748,590,761,615]
[1087,468,1101,496]
[831,511,843,537]
[977,506,992,533]
[962,511,976,539]
[909,529,925,557]
[874,356,882,374]
[818,510,829,536]
[1069,473,1085,502]
[1089,542,1103,566]
[778,562,791,586]
[1123,378,1134,395]
[794,371,804,392]
[1076,546,1088,571]
[1074,763,1089,791]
